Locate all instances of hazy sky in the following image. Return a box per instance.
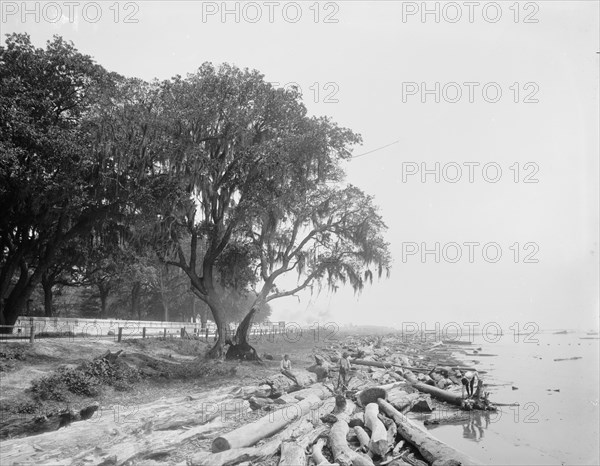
[3,1,599,331]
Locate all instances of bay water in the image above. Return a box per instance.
[412,330,600,465]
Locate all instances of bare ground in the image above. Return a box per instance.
[0,331,336,465]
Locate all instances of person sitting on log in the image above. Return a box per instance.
[280,354,300,385]
[337,352,352,390]
[461,371,479,398]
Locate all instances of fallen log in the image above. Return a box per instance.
[211,394,322,452]
[277,383,332,403]
[387,389,421,412]
[423,412,472,427]
[365,403,389,456]
[312,438,333,465]
[193,418,315,466]
[248,396,275,410]
[279,441,306,466]
[353,359,433,373]
[407,381,463,407]
[352,359,395,369]
[295,423,330,449]
[261,371,318,396]
[354,426,370,452]
[329,420,374,466]
[377,399,482,466]
[333,395,355,422]
[1,402,101,436]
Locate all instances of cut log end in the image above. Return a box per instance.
[211,437,231,453]
[358,387,388,407]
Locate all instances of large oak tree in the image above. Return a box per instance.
[149,64,391,358]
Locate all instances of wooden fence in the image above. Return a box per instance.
[0,317,287,343]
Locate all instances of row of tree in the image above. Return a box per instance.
[0,34,391,358]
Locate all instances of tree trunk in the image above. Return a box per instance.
[98,283,110,318]
[225,307,261,361]
[131,282,141,320]
[206,301,227,359]
[0,264,37,334]
[162,297,169,322]
[42,272,54,317]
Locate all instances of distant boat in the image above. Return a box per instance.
[442,340,472,345]
[553,330,568,335]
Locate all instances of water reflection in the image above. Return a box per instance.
[422,410,493,443]
[461,411,491,441]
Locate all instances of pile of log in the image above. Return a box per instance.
[188,331,499,466]
[189,378,484,466]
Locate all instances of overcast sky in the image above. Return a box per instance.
[3,1,599,332]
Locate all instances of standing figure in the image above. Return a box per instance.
[338,352,352,390]
[461,370,479,398]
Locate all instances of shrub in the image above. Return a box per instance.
[29,359,139,401]
[30,373,70,401]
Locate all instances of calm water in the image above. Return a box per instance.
[412,331,600,465]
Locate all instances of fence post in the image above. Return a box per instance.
[180,328,185,339]
[164,328,167,339]
[118,327,123,342]
[142,327,146,339]
[29,323,35,344]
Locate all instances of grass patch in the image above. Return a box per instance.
[0,345,28,372]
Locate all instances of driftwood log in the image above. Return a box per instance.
[378,399,482,466]
[212,394,322,452]
[261,371,318,397]
[364,403,389,456]
[329,420,374,466]
[277,382,332,403]
[279,441,306,466]
[312,438,333,465]
[354,425,371,452]
[387,388,422,412]
[193,418,315,466]
[406,381,463,407]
